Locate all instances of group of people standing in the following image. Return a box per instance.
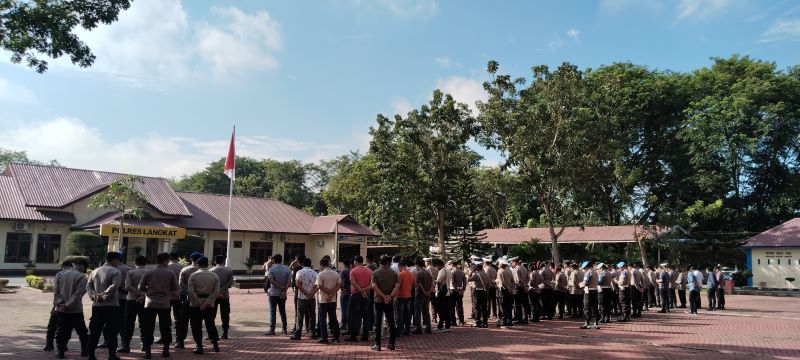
[259,252,732,353]
[44,251,234,360]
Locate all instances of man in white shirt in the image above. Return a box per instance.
[315,258,342,343]
[290,258,318,340]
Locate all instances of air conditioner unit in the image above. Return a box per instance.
[14,222,29,232]
[280,234,287,242]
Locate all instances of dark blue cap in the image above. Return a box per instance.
[189,252,202,260]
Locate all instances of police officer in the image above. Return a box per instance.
[467,260,490,328]
[119,256,148,353]
[568,263,584,319]
[483,257,499,320]
[554,266,568,319]
[657,263,672,313]
[176,252,202,348]
[615,261,632,322]
[210,255,234,339]
[139,252,179,359]
[540,262,555,320]
[160,252,183,345]
[496,257,515,327]
[86,252,123,360]
[188,257,221,354]
[528,262,543,322]
[510,257,529,324]
[630,263,644,318]
[597,263,613,323]
[45,260,74,352]
[579,261,600,329]
[53,259,89,359]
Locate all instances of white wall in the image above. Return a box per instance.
[751,247,800,289]
[0,221,71,271]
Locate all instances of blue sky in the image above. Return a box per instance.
[1,0,798,178]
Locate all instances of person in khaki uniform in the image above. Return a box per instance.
[568,263,584,319]
[187,257,220,354]
[210,255,234,339]
[579,261,600,329]
[554,267,568,319]
[510,257,529,324]
[630,263,644,318]
[496,257,515,327]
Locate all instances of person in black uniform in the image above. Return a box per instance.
[86,252,123,360]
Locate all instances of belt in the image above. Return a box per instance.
[197,294,210,298]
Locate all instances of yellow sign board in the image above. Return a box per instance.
[99,224,186,239]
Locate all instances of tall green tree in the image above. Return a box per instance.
[1,0,132,72]
[0,147,59,172]
[370,90,481,256]
[478,61,596,265]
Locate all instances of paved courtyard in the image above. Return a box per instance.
[2,284,799,360]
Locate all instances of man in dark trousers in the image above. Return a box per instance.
[86,252,123,360]
[345,256,373,342]
[657,264,672,313]
[118,256,147,353]
[176,252,202,348]
[210,255,234,339]
[139,252,179,359]
[188,257,221,354]
[45,260,74,352]
[53,259,88,359]
[371,255,399,351]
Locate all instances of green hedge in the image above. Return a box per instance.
[170,235,204,258]
[66,232,105,266]
[25,275,45,289]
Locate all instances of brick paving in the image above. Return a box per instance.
[2,286,799,360]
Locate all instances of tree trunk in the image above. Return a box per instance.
[542,202,560,265]
[638,238,649,268]
[436,208,447,258]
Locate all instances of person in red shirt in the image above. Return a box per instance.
[345,256,373,342]
[396,260,415,336]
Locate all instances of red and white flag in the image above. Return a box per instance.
[224,127,235,181]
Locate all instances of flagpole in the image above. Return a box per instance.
[225,177,233,267]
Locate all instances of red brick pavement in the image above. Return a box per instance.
[2,287,799,360]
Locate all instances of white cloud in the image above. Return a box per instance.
[760,19,800,43]
[63,0,282,88]
[0,78,37,104]
[435,56,451,68]
[676,0,732,20]
[435,76,488,114]
[0,118,354,178]
[547,34,564,52]
[391,97,414,116]
[566,28,581,41]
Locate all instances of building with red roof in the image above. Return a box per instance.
[740,218,800,289]
[0,163,379,273]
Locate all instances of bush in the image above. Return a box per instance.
[25,275,45,289]
[42,283,54,292]
[64,255,91,268]
[66,232,105,266]
[742,269,753,278]
[0,278,8,287]
[171,235,205,258]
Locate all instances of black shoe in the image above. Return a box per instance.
[387,344,396,351]
[44,345,55,352]
[221,333,228,340]
[97,343,108,349]
[424,328,432,334]
[118,346,131,353]
[317,338,329,344]
[289,336,301,341]
[144,349,152,359]
[658,310,667,313]
[212,342,220,353]
[264,330,275,336]
[155,339,164,345]
[344,337,358,342]
[174,342,184,349]
[411,329,422,334]
[618,318,630,322]
[193,347,204,355]
[580,323,590,329]
[55,353,66,359]
[282,328,288,336]
[81,350,89,357]
[371,345,381,352]
[162,349,170,358]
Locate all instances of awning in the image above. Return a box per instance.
[73,212,185,239]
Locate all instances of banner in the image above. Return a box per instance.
[100,224,186,239]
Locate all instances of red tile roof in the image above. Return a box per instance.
[0,175,75,223]
[478,225,653,245]
[309,215,381,236]
[741,218,800,248]
[172,192,317,233]
[5,163,191,217]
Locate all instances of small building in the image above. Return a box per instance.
[0,163,379,274]
[478,225,652,255]
[740,218,800,289]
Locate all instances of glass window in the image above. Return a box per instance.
[778,259,781,265]
[768,259,771,265]
[5,232,32,263]
[249,241,273,265]
[757,259,761,265]
[213,240,227,258]
[145,238,160,265]
[36,234,62,264]
[283,242,305,263]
